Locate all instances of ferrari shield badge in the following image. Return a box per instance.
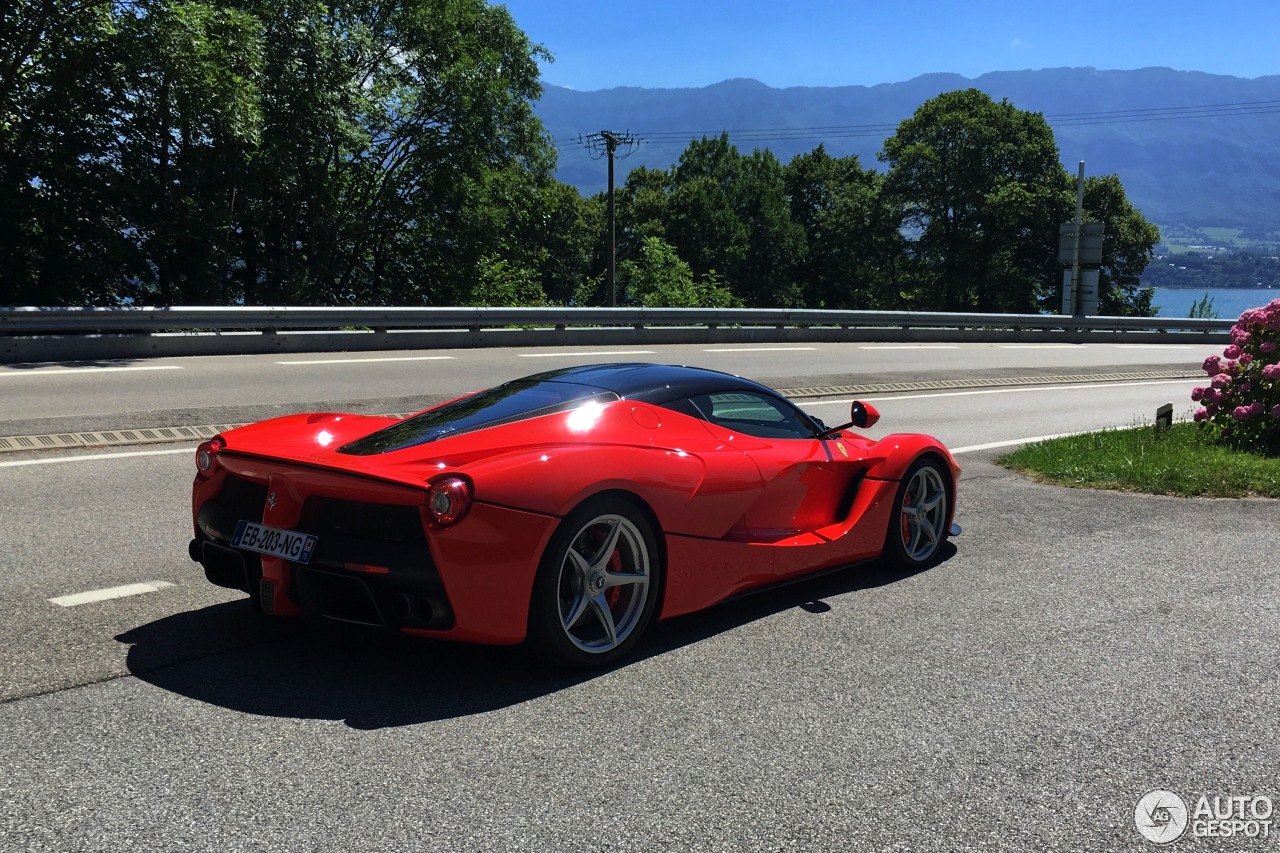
[835,442,848,458]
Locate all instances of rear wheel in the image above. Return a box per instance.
[529,497,660,669]
[883,457,951,569]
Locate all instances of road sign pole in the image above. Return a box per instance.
[1072,160,1085,316]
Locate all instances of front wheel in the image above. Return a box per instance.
[883,457,952,569]
[528,497,661,669]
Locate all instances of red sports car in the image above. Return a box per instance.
[189,363,960,667]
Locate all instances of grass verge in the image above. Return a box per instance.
[995,421,1280,498]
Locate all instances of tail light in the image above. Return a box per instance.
[427,476,472,527]
[195,436,225,478]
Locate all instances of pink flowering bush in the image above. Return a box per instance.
[1192,298,1280,453]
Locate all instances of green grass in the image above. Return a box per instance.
[995,421,1280,498]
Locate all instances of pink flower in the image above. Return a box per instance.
[1227,360,1241,375]
[1224,344,1243,360]
[1193,408,1209,422]
[1232,405,1253,421]
[1241,353,1254,366]
[1263,364,1280,380]
[1272,405,1280,418]
[1231,329,1252,347]
[1261,341,1278,353]
[1211,373,1231,389]
[1250,401,1264,415]
[1206,402,1220,416]
[1191,387,1205,401]
[1203,355,1222,374]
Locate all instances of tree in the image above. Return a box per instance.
[662,134,803,307]
[0,1,131,304]
[785,145,906,309]
[1,0,557,307]
[114,1,264,304]
[618,236,739,308]
[1081,174,1160,316]
[881,89,1072,312]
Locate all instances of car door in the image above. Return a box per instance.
[685,390,856,543]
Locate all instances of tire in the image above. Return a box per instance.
[882,457,951,569]
[528,497,661,669]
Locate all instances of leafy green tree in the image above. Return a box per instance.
[0,1,130,304]
[881,89,1072,312]
[1081,174,1160,316]
[666,135,748,286]
[468,256,546,307]
[785,145,906,309]
[619,236,740,308]
[114,1,264,304]
[662,133,803,307]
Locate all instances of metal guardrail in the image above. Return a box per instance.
[0,305,1235,362]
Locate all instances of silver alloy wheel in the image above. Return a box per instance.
[898,464,948,563]
[556,513,652,654]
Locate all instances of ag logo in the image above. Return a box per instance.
[1135,790,1188,844]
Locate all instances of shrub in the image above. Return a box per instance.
[1191,298,1280,454]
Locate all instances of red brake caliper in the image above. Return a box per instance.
[606,547,623,607]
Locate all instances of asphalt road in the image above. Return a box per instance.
[1,343,1276,852]
[1,339,1208,433]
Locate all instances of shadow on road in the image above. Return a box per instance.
[117,545,954,730]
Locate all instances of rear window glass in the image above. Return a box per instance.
[339,380,618,455]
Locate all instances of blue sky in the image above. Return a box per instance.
[498,0,1280,90]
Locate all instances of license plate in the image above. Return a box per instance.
[232,520,318,565]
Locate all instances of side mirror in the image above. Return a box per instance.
[850,400,880,429]
[817,400,881,439]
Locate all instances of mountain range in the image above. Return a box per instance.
[535,67,1280,236]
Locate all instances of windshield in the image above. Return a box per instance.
[338,380,619,455]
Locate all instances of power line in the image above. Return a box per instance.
[551,98,1280,150]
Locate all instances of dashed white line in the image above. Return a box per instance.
[0,447,194,468]
[702,347,817,352]
[49,581,175,607]
[517,350,655,358]
[0,365,183,378]
[858,345,958,350]
[276,356,456,365]
[1000,345,1080,349]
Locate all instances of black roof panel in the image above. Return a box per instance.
[521,362,779,404]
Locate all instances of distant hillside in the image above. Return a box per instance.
[536,68,1280,234]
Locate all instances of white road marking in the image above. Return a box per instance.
[702,347,817,352]
[49,581,175,607]
[0,365,183,378]
[276,356,455,365]
[858,345,958,350]
[1000,344,1081,349]
[517,350,655,358]
[1113,344,1205,349]
[950,434,1079,454]
[0,447,194,468]
[800,378,1198,406]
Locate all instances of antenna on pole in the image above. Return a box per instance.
[577,130,641,306]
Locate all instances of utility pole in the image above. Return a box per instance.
[578,130,640,306]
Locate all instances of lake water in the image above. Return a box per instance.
[1150,287,1279,321]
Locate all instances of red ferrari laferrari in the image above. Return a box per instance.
[189,363,959,667]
